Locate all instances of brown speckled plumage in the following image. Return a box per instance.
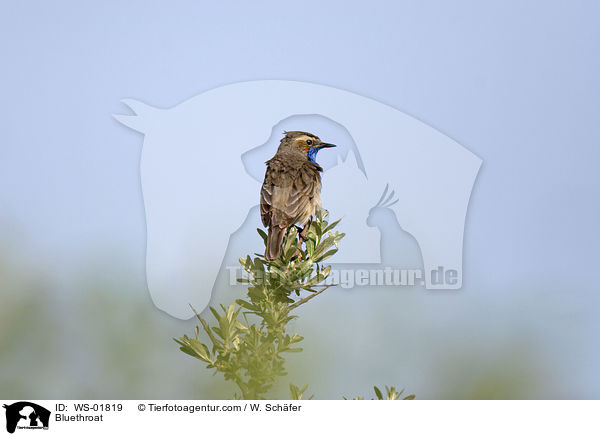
[260,131,335,260]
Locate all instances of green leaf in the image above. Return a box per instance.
[323,218,342,233]
[209,306,221,322]
[236,299,259,312]
[315,249,338,262]
[374,386,383,400]
[289,383,309,400]
[256,228,268,244]
[226,303,236,321]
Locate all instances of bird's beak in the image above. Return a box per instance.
[318,142,336,148]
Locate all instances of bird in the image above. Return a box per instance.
[260,131,336,261]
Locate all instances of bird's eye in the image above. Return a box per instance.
[306,140,313,146]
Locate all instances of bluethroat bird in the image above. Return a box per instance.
[260,131,336,261]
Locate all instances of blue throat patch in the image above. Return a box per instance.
[307,147,319,163]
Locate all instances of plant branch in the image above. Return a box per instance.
[288,285,332,311]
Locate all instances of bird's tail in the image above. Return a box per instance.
[265,226,286,261]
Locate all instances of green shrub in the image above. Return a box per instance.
[175,211,413,400]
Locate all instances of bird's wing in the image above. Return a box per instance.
[260,175,273,227]
[262,161,321,229]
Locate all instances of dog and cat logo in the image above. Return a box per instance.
[3,402,50,433]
